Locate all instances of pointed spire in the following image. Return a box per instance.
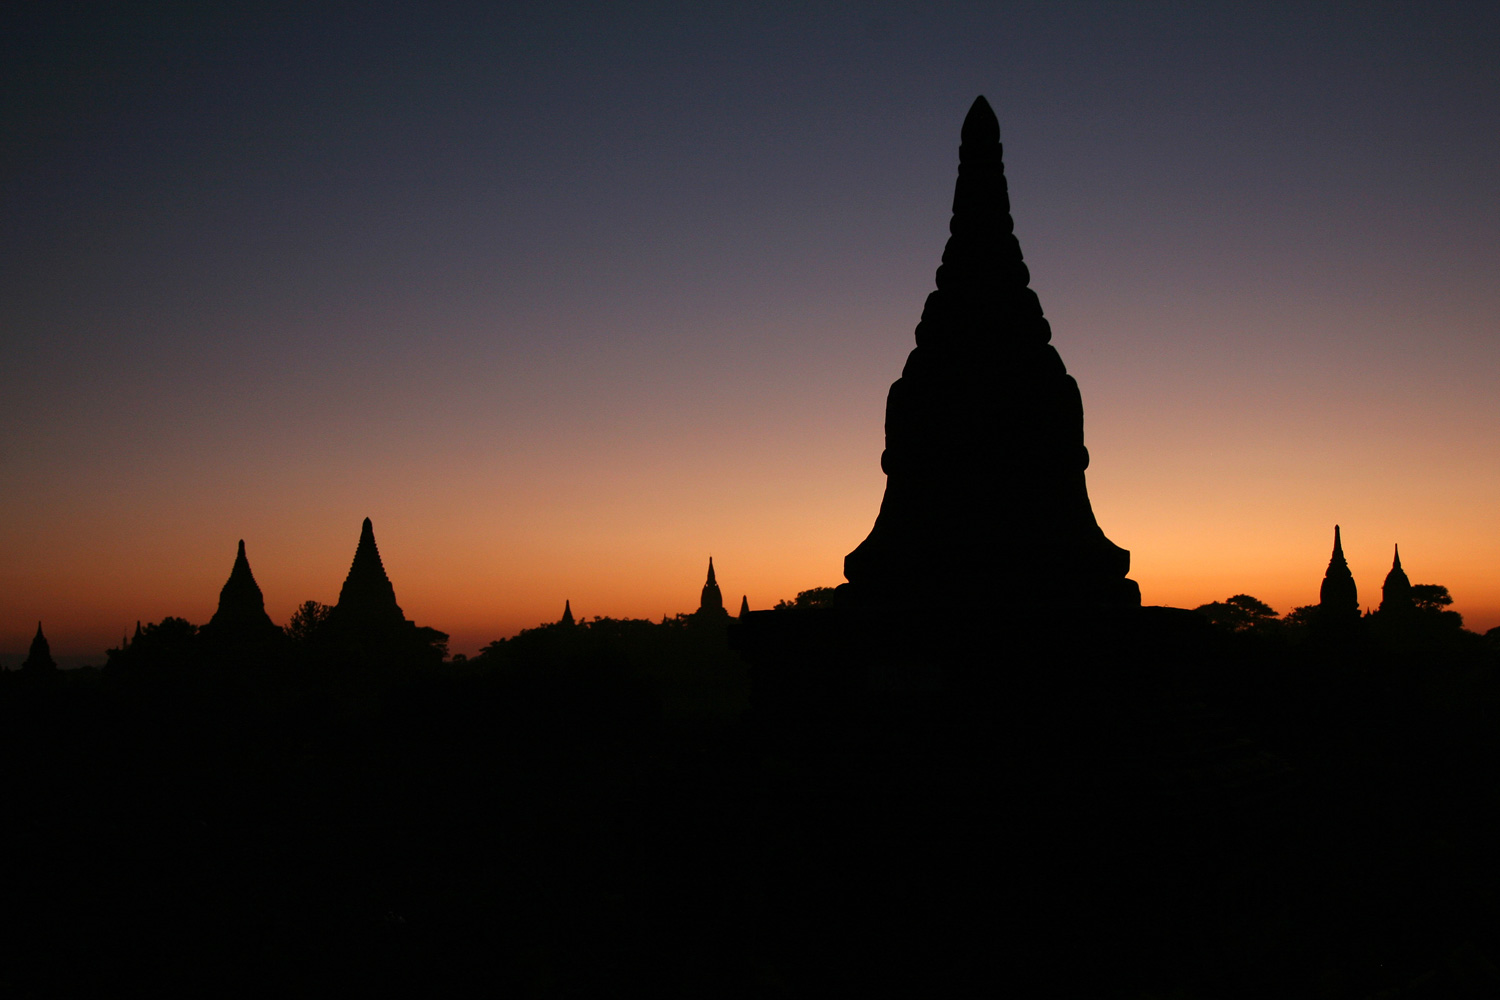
[698,556,726,615]
[332,517,405,627]
[739,594,750,619]
[134,620,143,641]
[560,599,575,626]
[22,621,56,671]
[1380,542,1414,616]
[843,95,1137,609]
[1319,524,1359,624]
[201,538,280,645]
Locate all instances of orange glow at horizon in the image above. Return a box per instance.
[6,8,1499,663]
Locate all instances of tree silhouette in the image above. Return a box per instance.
[285,600,333,644]
[1411,583,1465,630]
[772,587,839,612]
[1410,584,1453,613]
[1193,594,1279,633]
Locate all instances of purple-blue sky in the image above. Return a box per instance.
[4,3,1499,663]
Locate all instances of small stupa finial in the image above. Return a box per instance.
[960,95,999,145]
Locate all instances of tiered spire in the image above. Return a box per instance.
[843,96,1137,609]
[22,622,56,671]
[201,539,280,644]
[1318,525,1360,623]
[739,594,750,619]
[698,557,726,616]
[560,599,575,626]
[332,518,406,627]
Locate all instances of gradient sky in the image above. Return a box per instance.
[4,2,1498,663]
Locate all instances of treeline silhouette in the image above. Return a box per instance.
[5,560,1500,995]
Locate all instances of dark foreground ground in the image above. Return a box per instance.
[3,620,1500,997]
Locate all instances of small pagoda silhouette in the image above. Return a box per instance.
[198,539,284,649]
[1379,544,1414,617]
[1317,525,1361,628]
[22,622,56,672]
[324,518,447,666]
[696,557,728,619]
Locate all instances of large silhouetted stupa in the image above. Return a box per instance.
[843,96,1138,610]
[332,518,407,630]
[199,540,282,646]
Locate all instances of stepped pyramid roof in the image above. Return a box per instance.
[332,518,407,628]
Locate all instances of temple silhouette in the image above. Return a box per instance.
[739,95,1154,694]
[1318,524,1360,626]
[198,540,283,649]
[323,517,447,666]
[843,95,1138,612]
[1380,543,1413,616]
[21,622,55,671]
[695,557,728,619]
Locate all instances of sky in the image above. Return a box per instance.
[4,2,1498,663]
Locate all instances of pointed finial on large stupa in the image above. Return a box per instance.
[23,621,56,671]
[961,95,999,145]
[1318,525,1359,624]
[331,517,405,628]
[202,539,280,645]
[843,96,1137,610]
[561,599,575,626]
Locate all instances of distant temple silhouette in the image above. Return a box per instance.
[199,540,283,647]
[738,595,750,619]
[560,599,575,626]
[696,557,728,618]
[1380,544,1414,616]
[331,518,407,631]
[22,622,56,671]
[325,517,447,665]
[1318,524,1360,625]
[842,96,1138,610]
